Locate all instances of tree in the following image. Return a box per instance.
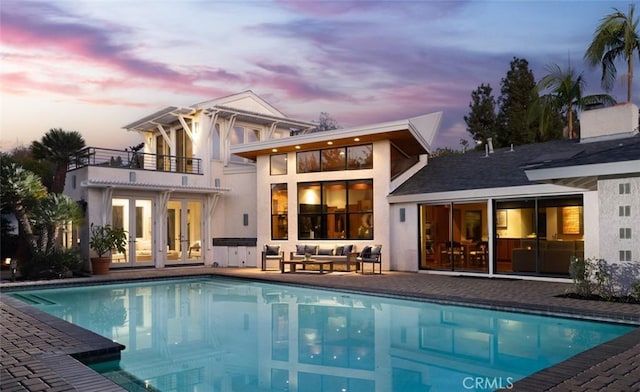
[537,64,616,139]
[1,156,47,254]
[312,112,340,133]
[585,4,640,102]
[496,57,539,147]
[464,83,497,148]
[31,128,86,194]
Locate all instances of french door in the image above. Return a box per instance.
[111,198,154,267]
[166,200,203,264]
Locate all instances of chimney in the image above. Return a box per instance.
[579,103,639,143]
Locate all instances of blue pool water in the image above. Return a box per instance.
[10,277,633,392]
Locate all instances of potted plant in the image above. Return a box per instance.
[89,224,127,275]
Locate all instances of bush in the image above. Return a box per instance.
[20,248,81,280]
[569,256,594,297]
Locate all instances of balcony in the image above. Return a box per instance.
[68,147,202,175]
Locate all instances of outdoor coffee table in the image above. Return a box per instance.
[280,260,334,274]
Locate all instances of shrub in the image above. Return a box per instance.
[569,256,594,297]
[20,248,81,279]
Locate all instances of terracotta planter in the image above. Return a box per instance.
[91,257,111,275]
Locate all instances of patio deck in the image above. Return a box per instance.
[1,266,638,391]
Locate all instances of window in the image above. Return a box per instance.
[321,148,346,171]
[297,151,320,173]
[297,144,373,173]
[347,145,373,170]
[619,250,632,262]
[297,180,373,240]
[494,196,584,276]
[620,228,632,239]
[270,154,287,175]
[619,206,631,216]
[212,123,220,160]
[619,183,631,194]
[271,184,288,240]
[230,126,260,163]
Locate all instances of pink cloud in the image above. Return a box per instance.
[0,1,245,99]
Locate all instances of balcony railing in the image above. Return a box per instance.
[68,147,202,175]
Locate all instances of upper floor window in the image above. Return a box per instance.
[619,183,631,194]
[297,144,373,173]
[212,123,221,160]
[270,154,287,175]
[230,126,260,164]
[619,205,631,216]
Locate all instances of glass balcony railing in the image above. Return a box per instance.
[68,147,202,175]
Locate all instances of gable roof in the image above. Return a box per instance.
[391,135,640,196]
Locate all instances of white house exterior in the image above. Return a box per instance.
[65,92,639,282]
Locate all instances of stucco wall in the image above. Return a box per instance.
[256,141,391,268]
[598,177,640,264]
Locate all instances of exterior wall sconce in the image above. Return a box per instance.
[400,208,406,222]
[243,213,249,226]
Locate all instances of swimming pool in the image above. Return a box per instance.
[10,277,633,392]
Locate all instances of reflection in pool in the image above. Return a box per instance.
[11,278,633,392]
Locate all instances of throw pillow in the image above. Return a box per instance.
[361,246,372,258]
[265,245,280,256]
[318,247,334,256]
[296,245,306,255]
[335,246,345,256]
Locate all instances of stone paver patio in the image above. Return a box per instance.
[1,267,638,391]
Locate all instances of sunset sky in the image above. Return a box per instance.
[1,0,636,151]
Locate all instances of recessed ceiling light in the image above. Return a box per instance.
[354,137,360,142]
[327,141,333,145]
[295,145,301,149]
[272,148,278,152]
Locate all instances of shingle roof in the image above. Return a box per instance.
[391,135,640,196]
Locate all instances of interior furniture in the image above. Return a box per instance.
[511,240,584,275]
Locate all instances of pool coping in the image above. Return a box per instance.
[1,268,639,391]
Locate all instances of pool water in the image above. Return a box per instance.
[10,277,633,392]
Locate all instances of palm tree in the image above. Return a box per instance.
[584,4,640,102]
[31,128,86,194]
[537,64,616,139]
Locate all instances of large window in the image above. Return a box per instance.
[419,202,488,273]
[298,180,373,240]
[495,196,583,276]
[297,144,373,173]
[271,184,288,240]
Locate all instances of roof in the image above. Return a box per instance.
[391,135,640,196]
[232,112,442,161]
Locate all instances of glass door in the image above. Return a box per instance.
[112,198,154,267]
[166,199,203,264]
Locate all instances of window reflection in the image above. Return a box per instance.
[298,180,373,240]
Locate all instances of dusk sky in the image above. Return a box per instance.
[1,0,637,152]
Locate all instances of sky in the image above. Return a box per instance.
[1,0,637,152]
